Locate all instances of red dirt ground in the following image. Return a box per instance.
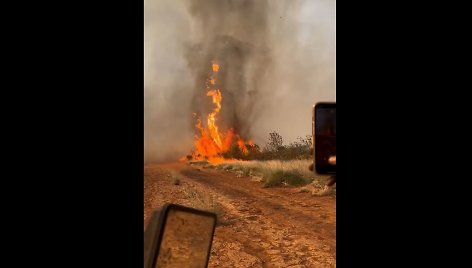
[144,162,336,268]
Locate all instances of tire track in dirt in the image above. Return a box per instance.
[145,162,336,267]
[178,165,336,267]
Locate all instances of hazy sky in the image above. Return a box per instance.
[144,0,335,163]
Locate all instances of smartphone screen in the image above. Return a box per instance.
[314,102,336,174]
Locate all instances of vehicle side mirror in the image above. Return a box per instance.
[144,203,217,268]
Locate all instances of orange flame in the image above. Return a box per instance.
[212,63,219,72]
[192,62,250,163]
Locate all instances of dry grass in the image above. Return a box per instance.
[216,159,328,188]
[183,187,226,225]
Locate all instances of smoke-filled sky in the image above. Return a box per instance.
[145,0,335,163]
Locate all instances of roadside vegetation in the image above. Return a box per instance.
[189,131,332,188]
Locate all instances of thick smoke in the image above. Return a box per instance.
[184,0,272,139]
[145,0,335,163]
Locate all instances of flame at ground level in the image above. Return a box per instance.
[193,126,250,163]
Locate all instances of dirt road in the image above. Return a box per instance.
[144,162,336,268]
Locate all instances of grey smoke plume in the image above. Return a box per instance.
[145,0,335,163]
